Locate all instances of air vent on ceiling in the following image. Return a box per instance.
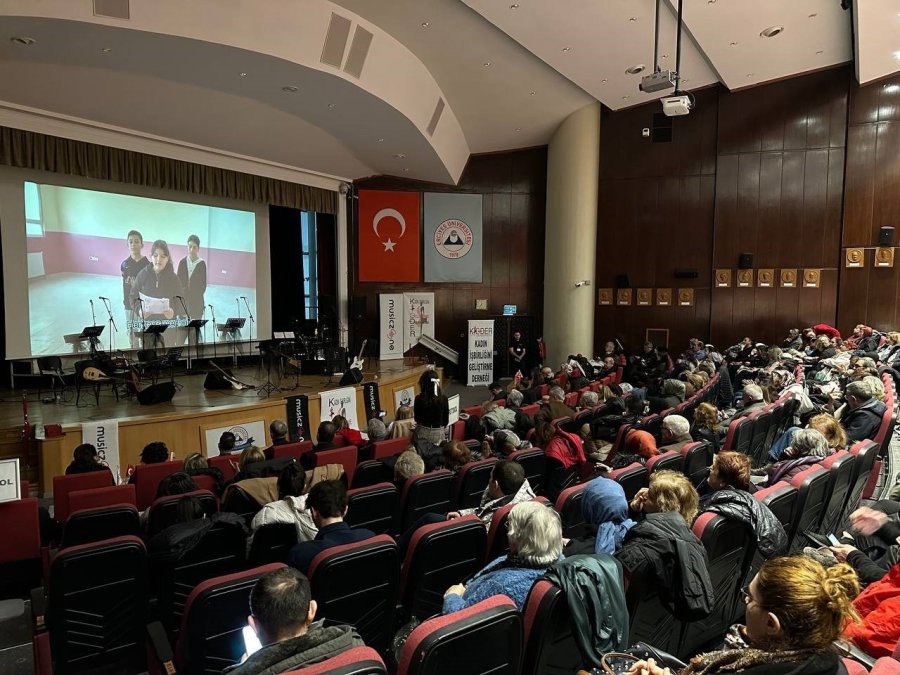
[426,98,445,137]
[343,25,373,78]
[321,13,352,68]
[651,111,673,143]
[93,0,130,19]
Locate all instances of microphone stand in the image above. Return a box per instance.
[100,298,117,353]
[177,296,193,372]
[89,299,99,354]
[209,304,218,361]
[242,296,255,370]
[233,299,241,364]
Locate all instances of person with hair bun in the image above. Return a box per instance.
[628,555,859,675]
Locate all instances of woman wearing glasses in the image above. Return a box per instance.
[628,555,858,675]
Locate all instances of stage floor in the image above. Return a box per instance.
[0,358,425,431]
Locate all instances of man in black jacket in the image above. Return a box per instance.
[226,567,363,674]
[842,380,887,442]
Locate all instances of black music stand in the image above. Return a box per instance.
[79,325,104,354]
[186,319,208,373]
[163,347,184,390]
[256,340,282,397]
[142,324,168,350]
[223,317,245,364]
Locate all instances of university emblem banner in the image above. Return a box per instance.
[423,193,483,282]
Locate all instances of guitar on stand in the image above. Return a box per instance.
[350,339,368,372]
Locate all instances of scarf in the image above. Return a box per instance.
[580,477,635,554]
[683,647,822,675]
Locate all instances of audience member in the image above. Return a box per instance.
[333,415,365,448]
[659,415,692,453]
[609,429,659,469]
[387,405,415,440]
[481,400,517,432]
[505,388,525,411]
[563,477,634,556]
[218,431,237,455]
[366,417,388,443]
[393,450,425,486]
[767,413,848,462]
[141,441,169,464]
[541,386,575,420]
[182,452,225,495]
[648,379,685,414]
[441,440,474,474]
[442,501,561,612]
[263,419,289,459]
[691,402,722,453]
[765,428,832,486]
[733,383,766,419]
[533,413,585,469]
[312,421,337,452]
[488,381,506,402]
[287,480,375,574]
[840,379,888,441]
[227,567,363,674]
[251,462,317,543]
[447,459,534,528]
[65,443,111,476]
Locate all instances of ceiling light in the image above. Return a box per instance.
[682,79,690,84]
[394,153,406,159]
[377,138,385,143]
[509,3,519,8]
[894,51,900,61]
[529,90,535,95]
[625,64,646,75]
[421,21,429,27]
[483,62,491,67]
[808,13,817,18]
[601,79,608,83]
[730,41,738,46]
[239,72,248,77]
[282,85,299,92]
[327,103,336,108]
[100,47,113,53]
[629,17,637,22]
[884,85,900,94]
[403,168,410,173]
[747,73,754,78]
[562,46,571,52]
[10,36,36,46]
[515,128,521,132]
[816,50,824,55]
[760,25,784,38]
[661,54,668,59]
[622,96,630,100]
[708,0,716,3]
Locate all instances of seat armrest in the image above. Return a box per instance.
[146,620,177,675]
[834,639,876,670]
[32,631,51,675]
[30,586,47,633]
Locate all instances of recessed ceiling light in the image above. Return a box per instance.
[894,50,900,61]
[562,46,571,52]
[239,72,248,77]
[808,13,817,18]
[403,168,410,173]
[483,62,491,67]
[708,0,716,3]
[282,85,299,92]
[10,36,36,46]
[629,17,638,22]
[760,25,784,38]
[421,21,429,28]
[510,3,519,8]
[625,64,646,75]
[100,47,113,53]
[729,41,738,46]
[515,128,521,132]
[377,138,385,143]
[816,50,824,55]
[682,79,690,84]
[529,90,535,95]
[622,96,630,100]
[327,103,336,108]
[661,54,668,59]
[394,153,406,159]
[747,73,754,78]
[601,78,608,83]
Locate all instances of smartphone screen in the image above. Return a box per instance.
[242,625,262,657]
[827,533,840,546]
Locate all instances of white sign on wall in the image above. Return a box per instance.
[378,293,405,361]
[204,420,267,457]
[319,386,360,429]
[467,319,495,386]
[448,394,460,426]
[0,458,21,503]
[81,420,121,483]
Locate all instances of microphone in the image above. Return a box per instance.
[208,304,214,309]
[240,296,247,300]
[176,295,184,299]
[99,296,110,301]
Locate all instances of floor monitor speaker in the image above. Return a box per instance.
[339,368,363,386]
[137,381,176,405]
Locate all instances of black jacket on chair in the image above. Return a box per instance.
[699,487,788,558]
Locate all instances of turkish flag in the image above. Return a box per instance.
[358,190,421,282]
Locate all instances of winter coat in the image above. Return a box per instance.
[543,554,629,666]
[699,488,788,558]
[766,456,820,487]
[544,430,586,469]
[615,511,714,621]
[482,406,518,432]
[224,625,364,675]
[147,512,248,566]
[842,398,887,442]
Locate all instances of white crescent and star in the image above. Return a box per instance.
[373,208,406,253]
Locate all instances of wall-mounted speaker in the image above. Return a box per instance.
[674,268,699,279]
[350,296,367,321]
[738,253,753,269]
[879,226,895,247]
[615,274,630,288]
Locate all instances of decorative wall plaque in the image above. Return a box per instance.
[656,288,672,306]
[845,248,864,268]
[616,288,632,305]
[598,288,613,305]
[875,247,895,268]
[637,288,652,306]
[803,269,821,288]
[780,269,797,287]
[677,288,695,306]
[736,269,753,287]
[757,269,775,287]
[714,269,731,288]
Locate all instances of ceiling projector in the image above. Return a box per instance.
[640,70,676,93]
[661,94,693,117]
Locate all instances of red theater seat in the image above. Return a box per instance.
[346,482,398,534]
[452,458,497,510]
[280,646,387,674]
[313,446,358,486]
[208,454,238,482]
[398,471,453,532]
[146,489,218,536]
[67,483,136,514]
[818,450,856,535]
[554,483,588,538]
[272,440,313,459]
[522,579,582,675]
[507,447,546,493]
[52,470,114,523]
[60,504,140,549]
[788,465,831,553]
[369,436,410,460]
[0,496,41,593]
[132,460,185,510]
[645,449,684,474]
[681,441,713,488]
[608,462,649,502]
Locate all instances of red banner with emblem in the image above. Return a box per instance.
[358,190,421,282]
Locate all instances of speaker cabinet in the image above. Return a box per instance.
[880,226,895,247]
[339,368,363,386]
[204,371,233,390]
[615,274,630,288]
[137,381,176,405]
[739,253,753,269]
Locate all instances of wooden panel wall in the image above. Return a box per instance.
[838,71,900,333]
[351,148,546,364]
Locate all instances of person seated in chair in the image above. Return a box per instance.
[659,415,693,453]
[312,421,338,453]
[250,462,317,544]
[333,415,365,448]
[226,567,364,675]
[218,431,237,455]
[447,459,535,529]
[65,443,113,477]
[393,450,425,490]
[127,441,170,483]
[839,379,888,442]
[263,420,290,459]
[287,480,375,575]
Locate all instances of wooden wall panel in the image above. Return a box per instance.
[351,147,547,367]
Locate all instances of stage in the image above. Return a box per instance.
[0,358,434,495]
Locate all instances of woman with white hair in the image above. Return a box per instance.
[442,501,562,612]
[764,428,832,487]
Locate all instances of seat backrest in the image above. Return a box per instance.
[873,404,895,450]
[485,501,517,562]
[47,536,148,674]
[397,596,522,675]
[543,457,578,502]
[554,483,588,538]
[192,474,218,494]
[747,410,774,468]
[844,440,880,521]
[507,448,546,493]
[67,484,136,515]
[273,440,313,459]
[248,523,298,566]
[399,516,487,620]
[788,466,831,552]
[398,471,453,532]
[346,482,398,534]
[522,579,582,675]
[520,403,541,417]
[175,562,285,673]
[132,460,185,510]
[723,417,752,453]
[222,483,265,519]
[60,504,141,549]
[625,550,685,656]
[147,489,219,536]
[452,458,498,510]
[314,446,358,486]
[610,423,634,457]
[462,405,483,417]
[370,437,411,460]
[52,470,114,522]
[563,392,580,408]
[208,454,238,482]
[753,482,798,533]
[280,646,387,674]
[637,414,663,442]
[308,535,399,652]
[680,441,713,488]
[0,497,40,563]
[818,451,856,535]
[351,460,394,489]
[645,449,684,474]
[608,462,650,501]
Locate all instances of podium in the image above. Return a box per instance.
[142,324,168,349]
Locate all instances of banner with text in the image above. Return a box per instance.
[378,293,405,361]
[319,386,360,430]
[204,420,266,457]
[403,292,435,353]
[362,382,381,420]
[285,394,311,442]
[81,419,121,482]
[448,394,460,427]
[467,319,495,386]
[0,458,21,503]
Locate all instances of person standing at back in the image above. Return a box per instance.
[413,369,449,469]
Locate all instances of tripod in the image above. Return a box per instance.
[257,345,282,398]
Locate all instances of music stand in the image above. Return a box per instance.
[163,347,184,390]
[223,317,246,364]
[186,319,208,373]
[79,325,105,355]
[256,340,282,398]
[142,324,168,350]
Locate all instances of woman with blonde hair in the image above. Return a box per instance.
[691,402,722,453]
[767,413,847,463]
[629,556,858,675]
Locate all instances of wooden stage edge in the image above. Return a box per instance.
[0,359,435,496]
